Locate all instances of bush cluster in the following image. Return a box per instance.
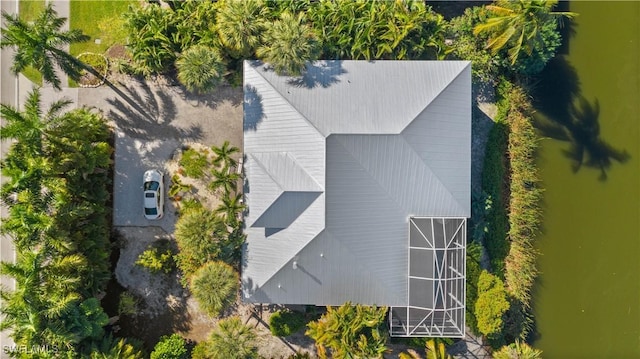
[269,310,307,337]
[136,241,176,274]
[151,334,189,359]
[0,90,115,353]
[474,270,510,340]
[465,241,483,334]
[481,111,510,274]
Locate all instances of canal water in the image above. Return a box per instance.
[532,1,640,357]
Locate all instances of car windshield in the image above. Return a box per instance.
[145,207,158,215]
[144,181,160,191]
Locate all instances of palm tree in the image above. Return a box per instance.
[215,0,265,58]
[0,89,71,156]
[215,193,245,227]
[425,338,453,359]
[0,3,89,89]
[212,140,240,168]
[306,303,388,359]
[0,250,85,348]
[89,334,146,359]
[176,45,226,93]
[473,0,576,65]
[256,11,319,76]
[209,166,240,196]
[174,208,229,277]
[493,340,542,359]
[189,261,239,317]
[206,316,258,359]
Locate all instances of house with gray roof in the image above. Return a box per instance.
[242,60,471,337]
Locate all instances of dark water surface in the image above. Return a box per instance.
[533,1,640,357]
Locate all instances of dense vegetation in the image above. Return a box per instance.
[0,0,574,356]
[0,90,133,355]
[192,317,259,359]
[306,303,388,359]
[269,309,307,337]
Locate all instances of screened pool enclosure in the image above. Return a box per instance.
[390,217,466,337]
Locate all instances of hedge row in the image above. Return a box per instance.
[503,86,544,305]
[481,88,510,274]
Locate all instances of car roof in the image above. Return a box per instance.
[144,191,157,208]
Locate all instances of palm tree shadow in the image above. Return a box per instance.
[532,56,630,181]
[243,85,264,131]
[563,97,630,180]
[105,78,202,141]
[286,60,346,89]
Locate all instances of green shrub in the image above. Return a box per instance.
[177,45,226,93]
[493,340,542,359]
[180,148,210,179]
[306,303,388,359]
[190,261,239,317]
[150,334,188,359]
[465,241,483,334]
[474,271,510,339]
[481,119,510,274]
[190,341,209,359]
[174,208,233,279]
[269,310,306,336]
[448,6,498,81]
[207,316,259,359]
[136,245,175,274]
[118,291,139,317]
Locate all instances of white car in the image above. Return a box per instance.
[143,169,164,220]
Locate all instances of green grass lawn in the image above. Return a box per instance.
[19,0,45,22]
[69,0,134,56]
[19,0,45,85]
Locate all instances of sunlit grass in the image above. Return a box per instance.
[19,0,45,22]
[69,0,133,56]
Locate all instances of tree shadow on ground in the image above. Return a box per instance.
[531,56,630,181]
[167,83,243,110]
[106,78,202,141]
[116,275,192,352]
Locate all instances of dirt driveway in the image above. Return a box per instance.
[77,79,243,233]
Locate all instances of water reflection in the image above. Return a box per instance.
[532,56,630,180]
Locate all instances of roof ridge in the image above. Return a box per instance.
[400,62,471,134]
[249,153,285,193]
[248,63,327,138]
[399,136,468,215]
[330,135,408,215]
[259,229,405,305]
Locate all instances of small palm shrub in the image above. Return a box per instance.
[179,148,210,179]
[118,291,139,317]
[269,309,306,336]
[493,340,542,359]
[190,261,239,317]
[135,241,175,274]
[174,208,233,279]
[150,334,188,359]
[306,303,388,359]
[256,11,319,76]
[206,317,259,359]
[176,45,225,93]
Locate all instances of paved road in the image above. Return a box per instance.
[0,0,18,353]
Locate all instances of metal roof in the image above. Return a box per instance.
[242,60,471,320]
